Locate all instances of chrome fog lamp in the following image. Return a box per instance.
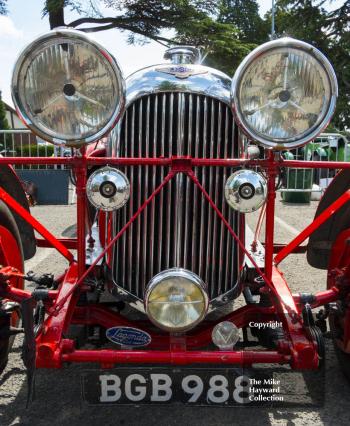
[225,169,267,213]
[87,166,130,211]
[232,38,338,149]
[12,28,125,147]
[145,268,209,332]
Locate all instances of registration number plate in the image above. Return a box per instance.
[81,368,274,406]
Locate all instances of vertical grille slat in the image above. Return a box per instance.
[135,98,143,294]
[218,106,227,292]
[206,99,215,295]
[192,96,200,273]
[199,97,208,281]
[141,96,150,290]
[211,101,222,297]
[115,93,239,300]
[149,94,158,281]
[127,104,135,293]
[165,93,174,269]
[155,94,166,274]
[121,108,128,287]
[175,93,184,266]
[225,115,236,293]
[184,94,193,269]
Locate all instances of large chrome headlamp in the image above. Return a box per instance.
[12,28,125,147]
[145,269,208,332]
[232,38,338,149]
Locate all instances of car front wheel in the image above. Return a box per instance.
[0,201,24,375]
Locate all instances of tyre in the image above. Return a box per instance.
[329,307,350,382]
[326,230,350,382]
[0,200,24,375]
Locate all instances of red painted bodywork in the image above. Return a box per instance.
[0,152,349,371]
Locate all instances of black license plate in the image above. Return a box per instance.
[81,368,278,406]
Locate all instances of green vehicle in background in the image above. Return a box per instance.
[282,133,350,203]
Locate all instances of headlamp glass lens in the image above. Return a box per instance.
[238,47,331,144]
[16,37,121,143]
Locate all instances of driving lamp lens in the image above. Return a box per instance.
[232,38,337,149]
[12,29,125,146]
[145,269,208,332]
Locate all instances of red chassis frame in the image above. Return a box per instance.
[0,151,349,371]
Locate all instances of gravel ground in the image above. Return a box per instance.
[0,196,350,426]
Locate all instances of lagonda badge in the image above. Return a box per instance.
[106,326,151,347]
[156,66,208,79]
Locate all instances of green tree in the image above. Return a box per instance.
[218,0,269,44]
[43,0,221,46]
[0,0,6,14]
[0,92,11,151]
[0,93,10,131]
[2,0,251,76]
[174,17,254,75]
[273,0,350,130]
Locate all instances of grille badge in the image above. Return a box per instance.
[155,66,208,79]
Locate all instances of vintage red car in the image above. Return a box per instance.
[0,28,349,406]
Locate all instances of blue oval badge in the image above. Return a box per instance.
[106,327,151,347]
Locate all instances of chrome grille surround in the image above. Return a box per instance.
[111,93,240,303]
[108,64,242,311]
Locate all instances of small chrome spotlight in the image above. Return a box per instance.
[225,169,267,213]
[86,166,130,211]
[212,321,239,350]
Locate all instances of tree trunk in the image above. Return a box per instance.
[46,0,65,29]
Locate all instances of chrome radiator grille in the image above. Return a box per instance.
[113,92,239,300]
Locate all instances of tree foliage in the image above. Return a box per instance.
[42,0,222,46]
[273,0,350,130]
[0,93,9,131]
[218,0,269,44]
[174,17,255,75]
[0,0,6,14]
[42,0,255,75]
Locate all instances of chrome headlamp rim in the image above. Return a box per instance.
[144,268,209,332]
[11,28,125,147]
[231,37,338,150]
